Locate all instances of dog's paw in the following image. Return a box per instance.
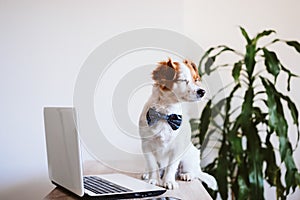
[200,175,218,191]
[206,178,218,191]
[148,178,160,186]
[162,180,179,190]
[141,173,149,180]
[179,172,194,181]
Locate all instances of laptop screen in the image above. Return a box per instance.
[44,107,85,196]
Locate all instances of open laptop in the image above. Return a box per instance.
[43,107,166,199]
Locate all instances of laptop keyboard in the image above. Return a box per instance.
[83,176,132,194]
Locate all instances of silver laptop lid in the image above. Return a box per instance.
[44,107,84,196]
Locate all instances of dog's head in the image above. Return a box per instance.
[152,58,205,102]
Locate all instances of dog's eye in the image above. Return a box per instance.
[176,79,189,84]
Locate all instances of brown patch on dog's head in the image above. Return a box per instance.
[152,58,180,91]
[183,59,200,82]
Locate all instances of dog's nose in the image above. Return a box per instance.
[197,89,206,97]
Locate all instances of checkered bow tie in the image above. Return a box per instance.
[146,108,182,130]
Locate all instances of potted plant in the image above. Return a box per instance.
[190,27,300,199]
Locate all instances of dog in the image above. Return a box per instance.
[138,58,217,190]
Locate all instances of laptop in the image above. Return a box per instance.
[43,107,166,199]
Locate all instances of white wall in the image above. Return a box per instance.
[183,0,300,199]
[1,0,299,199]
[0,1,183,199]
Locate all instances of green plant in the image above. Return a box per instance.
[190,27,300,199]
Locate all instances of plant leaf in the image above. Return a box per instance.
[240,26,251,44]
[241,87,254,116]
[194,28,300,200]
[263,48,281,81]
[262,76,299,143]
[205,56,216,75]
[276,89,300,148]
[237,175,250,199]
[215,46,235,56]
[263,141,285,198]
[228,116,243,162]
[254,30,276,44]
[245,44,256,77]
[238,86,264,198]
[200,128,217,155]
[189,119,200,132]
[232,61,243,82]
[283,142,298,193]
[261,78,289,158]
[261,77,299,193]
[223,83,241,132]
[211,98,226,118]
[224,83,242,163]
[279,93,299,126]
[215,143,229,199]
[296,172,300,186]
[286,41,300,53]
[248,129,264,197]
[281,64,298,91]
[201,46,235,76]
[199,100,212,145]
[203,159,218,199]
[199,47,216,76]
[252,107,268,125]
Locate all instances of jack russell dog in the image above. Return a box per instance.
[139,58,217,190]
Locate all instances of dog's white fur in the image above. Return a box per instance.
[139,58,217,190]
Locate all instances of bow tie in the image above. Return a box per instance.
[146,108,182,130]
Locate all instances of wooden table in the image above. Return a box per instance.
[44,160,212,200]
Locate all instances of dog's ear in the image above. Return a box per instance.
[152,58,179,90]
[190,61,198,73]
[184,59,200,81]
